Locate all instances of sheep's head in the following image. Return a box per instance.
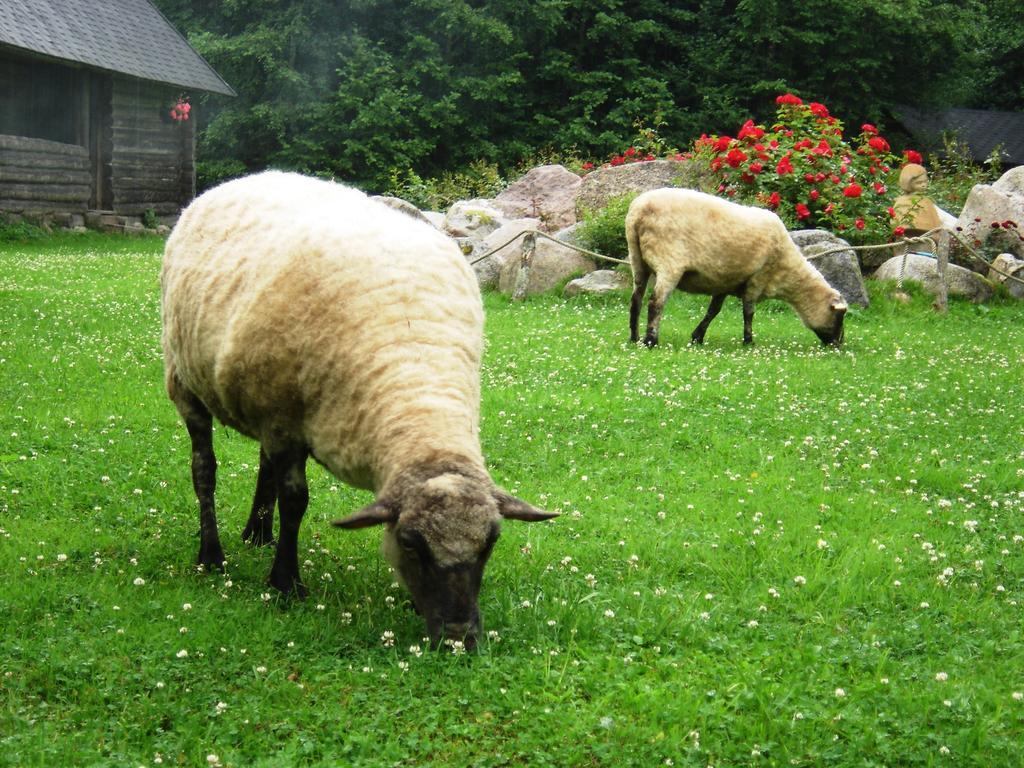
[332,464,555,650]
[806,289,847,347]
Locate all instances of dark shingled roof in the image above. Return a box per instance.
[895,106,1024,167]
[0,0,234,96]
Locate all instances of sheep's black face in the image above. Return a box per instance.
[385,519,499,650]
[814,302,847,347]
[333,465,557,651]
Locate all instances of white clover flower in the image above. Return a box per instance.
[793,575,807,586]
[604,609,615,618]
[175,649,188,659]
[935,672,948,682]
[133,577,145,586]
[834,687,846,698]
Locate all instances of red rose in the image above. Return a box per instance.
[625,147,637,157]
[793,139,813,151]
[809,189,820,201]
[894,226,906,236]
[768,191,781,209]
[726,148,748,168]
[776,93,803,106]
[843,183,862,198]
[868,136,890,153]
[861,124,878,135]
[795,203,811,220]
[714,136,733,152]
[581,161,594,171]
[855,218,865,230]
[738,120,765,141]
[873,182,886,194]
[776,155,794,175]
[812,140,833,157]
[749,161,764,174]
[804,173,816,183]
[809,102,830,118]
[903,149,923,164]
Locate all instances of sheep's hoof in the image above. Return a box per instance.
[643,335,658,348]
[197,541,226,572]
[690,335,705,345]
[242,521,275,547]
[268,570,308,600]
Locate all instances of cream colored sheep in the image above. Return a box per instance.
[161,171,555,649]
[626,188,847,347]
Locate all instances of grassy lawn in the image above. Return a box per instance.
[1,232,1022,767]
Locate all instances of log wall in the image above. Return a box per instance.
[0,135,91,215]
[111,76,195,216]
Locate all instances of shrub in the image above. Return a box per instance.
[690,94,908,244]
[0,216,45,244]
[575,193,638,262]
[386,160,505,212]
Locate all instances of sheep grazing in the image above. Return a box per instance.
[626,188,847,347]
[161,170,556,649]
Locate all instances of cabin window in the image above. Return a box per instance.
[0,54,82,145]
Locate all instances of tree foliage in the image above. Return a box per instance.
[151,0,1021,193]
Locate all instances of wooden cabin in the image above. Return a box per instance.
[0,0,234,226]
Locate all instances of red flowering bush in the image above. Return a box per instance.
[692,94,909,244]
[170,96,192,122]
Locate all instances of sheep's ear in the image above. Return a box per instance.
[332,501,398,529]
[494,490,559,522]
[832,300,848,313]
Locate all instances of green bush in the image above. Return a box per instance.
[386,160,505,212]
[575,193,638,262]
[0,216,45,244]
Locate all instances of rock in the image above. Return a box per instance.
[988,253,1024,299]
[789,229,870,307]
[371,195,433,226]
[563,269,632,297]
[422,211,446,229]
[497,234,596,296]
[576,159,706,216]
[993,166,1024,198]
[444,199,507,239]
[470,219,542,290]
[873,253,994,303]
[956,167,1024,259]
[493,165,582,233]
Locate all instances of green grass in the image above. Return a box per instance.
[1,233,1023,767]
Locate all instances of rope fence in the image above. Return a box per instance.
[466,223,1024,306]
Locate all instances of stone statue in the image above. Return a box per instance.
[893,163,944,233]
[892,162,951,312]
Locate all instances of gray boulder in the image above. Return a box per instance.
[470,219,541,290]
[576,159,705,216]
[873,253,994,303]
[444,199,507,239]
[563,269,632,298]
[372,195,433,226]
[988,253,1024,299]
[789,230,869,307]
[956,167,1024,259]
[497,235,595,296]
[494,165,582,233]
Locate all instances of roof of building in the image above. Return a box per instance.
[0,0,234,96]
[895,106,1024,167]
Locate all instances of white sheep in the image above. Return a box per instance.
[161,171,555,649]
[626,188,847,347]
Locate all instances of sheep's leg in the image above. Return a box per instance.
[742,298,756,345]
[242,449,276,546]
[181,400,225,571]
[691,294,726,345]
[629,265,651,343]
[643,273,678,347]
[267,446,309,598]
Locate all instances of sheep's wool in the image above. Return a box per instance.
[161,171,485,492]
